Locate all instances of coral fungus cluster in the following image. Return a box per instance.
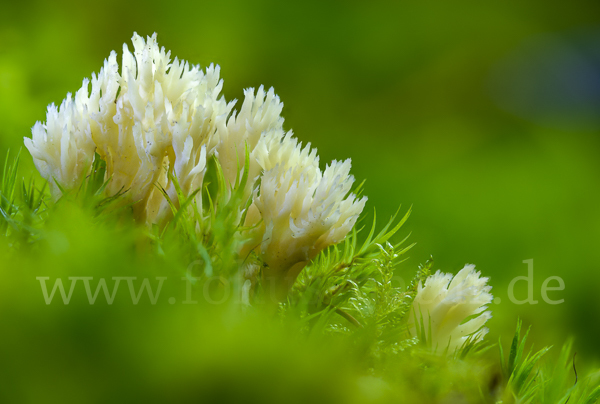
[25,33,367,292]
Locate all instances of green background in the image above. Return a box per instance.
[1,0,599,371]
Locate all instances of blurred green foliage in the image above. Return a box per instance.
[1,0,600,400]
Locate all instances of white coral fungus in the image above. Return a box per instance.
[24,93,97,199]
[253,137,367,286]
[409,264,493,353]
[25,32,366,286]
